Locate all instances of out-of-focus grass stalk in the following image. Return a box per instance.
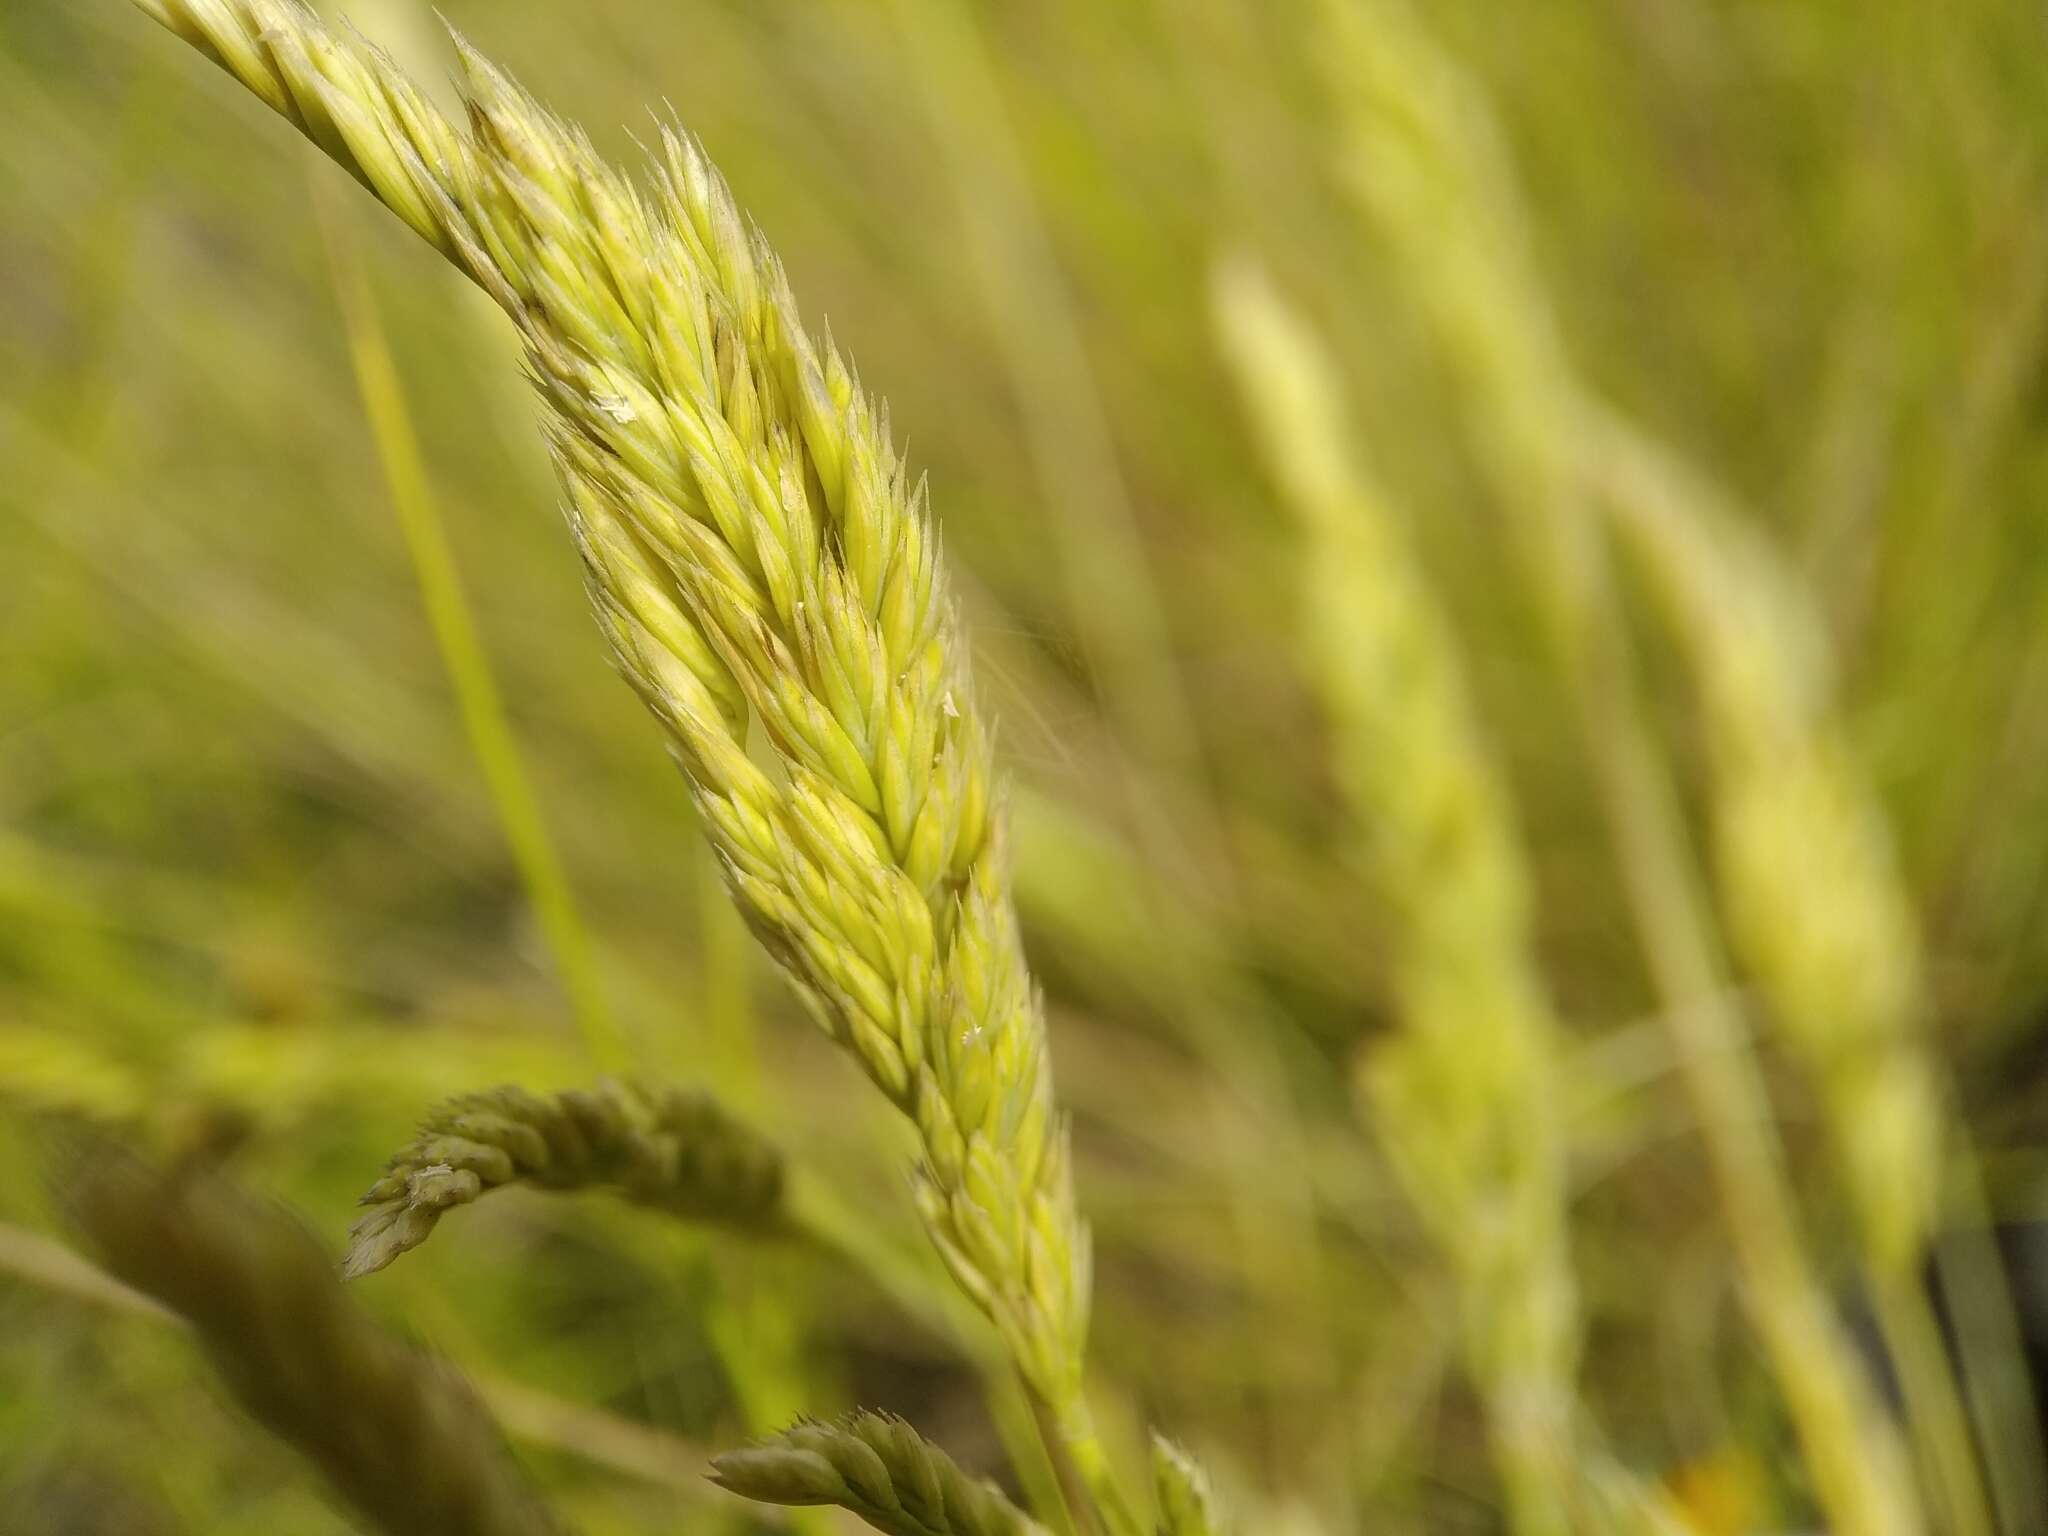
[1315,2,1919,1531]
[884,7,1334,1512]
[1214,257,1580,1536]
[314,189,625,1073]
[1589,419,1936,1269]
[0,1216,718,1495]
[1934,1163,2048,1533]
[62,1145,568,1536]
[880,0,1205,808]
[1587,411,2036,1536]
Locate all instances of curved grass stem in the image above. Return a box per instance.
[313,180,626,1073]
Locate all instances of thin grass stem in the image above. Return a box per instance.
[313,182,626,1073]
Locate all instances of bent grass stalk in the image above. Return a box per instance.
[1315,1,1919,1530]
[125,1,1123,1525]
[1214,258,1580,1536]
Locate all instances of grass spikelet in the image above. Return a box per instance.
[710,1410,1046,1536]
[59,1140,565,1536]
[1150,1435,1225,1536]
[129,0,1104,1513]
[1214,257,1578,1536]
[344,1078,785,1278]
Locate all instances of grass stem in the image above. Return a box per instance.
[313,182,626,1073]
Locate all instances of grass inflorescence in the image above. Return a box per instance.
[711,1411,1047,1536]
[122,0,1136,1526]
[1215,256,1582,1535]
[344,1078,785,1278]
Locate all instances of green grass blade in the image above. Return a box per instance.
[314,184,626,1071]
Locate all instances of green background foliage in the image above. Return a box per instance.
[4,0,2048,1530]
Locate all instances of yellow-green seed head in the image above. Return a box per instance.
[131,0,1084,1406]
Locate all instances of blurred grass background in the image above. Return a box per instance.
[4,0,2048,1531]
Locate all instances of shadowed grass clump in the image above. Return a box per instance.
[60,1141,565,1536]
[344,1078,785,1278]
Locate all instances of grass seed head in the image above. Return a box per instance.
[710,1410,1047,1536]
[344,1078,786,1277]
[132,0,1088,1413]
[1215,256,1579,1536]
